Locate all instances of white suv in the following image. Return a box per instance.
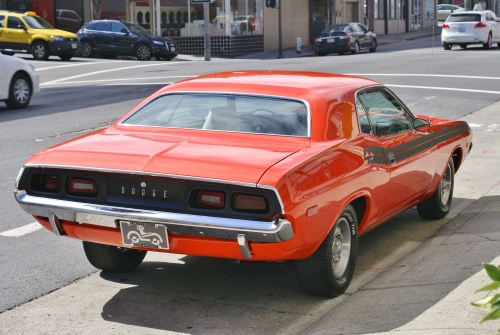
[0,54,39,109]
[441,10,500,50]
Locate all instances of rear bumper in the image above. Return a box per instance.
[441,32,488,44]
[14,190,293,243]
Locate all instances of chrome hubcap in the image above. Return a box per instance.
[34,45,45,58]
[440,163,452,206]
[137,46,150,59]
[332,217,351,278]
[13,79,29,103]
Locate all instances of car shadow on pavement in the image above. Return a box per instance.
[98,195,500,334]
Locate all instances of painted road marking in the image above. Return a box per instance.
[385,84,500,95]
[43,75,197,86]
[0,222,42,237]
[347,73,500,80]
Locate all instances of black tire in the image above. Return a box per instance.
[59,55,73,61]
[459,44,467,49]
[5,73,31,109]
[135,44,152,60]
[32,41,50,60]
[497,42,500,48]
[1,51,15,56]
[369,39,377,52]
[83,241,147,272]
[80,41,94,58]
[417,158,454,219]
[443,43,452,50]
[351,42,360,54]
[295,204,358,297]
[483,34,492,49]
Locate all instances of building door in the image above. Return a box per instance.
[412,0,421,29]
[32,0,56,27]
[311,0,331,43]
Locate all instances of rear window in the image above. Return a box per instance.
[447,14,481,22]
[121,93,310,137]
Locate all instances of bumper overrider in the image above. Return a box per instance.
[14,190,293,257]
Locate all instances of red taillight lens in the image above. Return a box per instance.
[474,21,487,28]
[41,175,60,192]
[234,194,267,211]
[314,37,322,42]
[199,191,225,208]
[339,34,350,40]
[69,178,97,194]
[442,23,450,29]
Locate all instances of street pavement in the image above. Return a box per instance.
[1,26,500,334]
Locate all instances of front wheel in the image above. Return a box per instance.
[369,39,377,52]
[295,204,358,297]
[351,42,360,54]
[80,41,94,58]
[32,41,50,60]
[135,44,152,60]
[417,158,455,219]
[1,51,15,56]
[5,73,31,109]
[83,241,147,272]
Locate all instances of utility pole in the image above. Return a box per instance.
[277,0,284,58]
[204,2,210,61]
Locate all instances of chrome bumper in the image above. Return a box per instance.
[14,190,293,243]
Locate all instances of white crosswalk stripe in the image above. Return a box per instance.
[0,222,43,237]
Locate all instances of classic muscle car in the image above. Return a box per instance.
[14,71,472,297]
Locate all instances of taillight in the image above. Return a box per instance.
[339,34,350,40]
[234,194,268,212]
[69,178,97,195]
[442,23,450,29]
[198,191,225,208]
[40,175,61,193]
[314,37,322,42]
[474,21,487,28]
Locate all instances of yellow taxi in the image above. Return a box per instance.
[0,11,80,60]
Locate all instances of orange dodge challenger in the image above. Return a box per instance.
[14,71,472,297]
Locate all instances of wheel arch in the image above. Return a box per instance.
[451,146,463,173]
[11,70,33,92]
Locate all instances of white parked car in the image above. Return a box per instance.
[437,4,465,21]
[0,54,40,109]
[441,10,500,50]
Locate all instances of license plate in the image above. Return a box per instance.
[458,26,465,33]
[327,38,335,43]
[120,221,169,249]
[71,43,77,49]
[170,46,176,51]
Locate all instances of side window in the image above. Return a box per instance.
[358,24,368,32]
[111,22,127,33]
[7,17,23,29]
[356,97,372,134]
[0,15,4,28]
[357,89,413,137]
[94,22,109,32]
[352,24,362,32]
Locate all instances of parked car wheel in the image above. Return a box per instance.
[59,55,73,61]
[417,158,455,219]
[80,41,94,58]
[32,41,50,60]
[483,33,492,49]
[5,73,31,109]
[83,241,147,272]
[443,43,452,50]
[1,51,15,56]
[295,204,358,297]
[351,42,360,54]
[459,44,467,49]
[369,39,377,52]
[135,44,152,61]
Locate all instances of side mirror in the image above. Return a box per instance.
[121,28,129,35]
[413,118,430,132]
[191,105,209,117]
[19,24,27,30]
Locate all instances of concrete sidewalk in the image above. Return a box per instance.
[236,26,442,60]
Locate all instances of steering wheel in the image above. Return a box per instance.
[247,108,277,115]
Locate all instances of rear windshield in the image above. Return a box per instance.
[122,93,310,137]
[447,14,481,22]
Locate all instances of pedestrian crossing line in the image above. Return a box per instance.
[0,222,42,237]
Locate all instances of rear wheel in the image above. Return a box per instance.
[351,42,360,54]
[1,51,15,56]
[443,43,452,50]
[32,41,50,60]
[83,241,147,272]
[5,73,31,109]
[295,204,358,297]
[417,158,454,219]
[369,39,377,52]
[483,33,492,49]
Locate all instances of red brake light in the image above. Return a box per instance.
[314,37,322,42]
[474,21,487,28]
[199,191,225,208]
[234,194,267,211]
[41,175,61,192]
[339,34,350,40]
[69,178,97,194]
[442,23,450,29]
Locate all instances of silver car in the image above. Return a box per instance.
[437,4,465,21]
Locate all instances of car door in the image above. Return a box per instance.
[4,16,30,52]
[0,15,7,50]
[488,11,500,42]
[0,55,6,99]
[357,87,438,220]
[89,21,112,53]
[350,24,364,47]
[110,22,134,55]
[357,23,372,48]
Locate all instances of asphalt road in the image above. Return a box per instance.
[1,37,499,316]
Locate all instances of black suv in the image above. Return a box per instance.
[77,20,177,61]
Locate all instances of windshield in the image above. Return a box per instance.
[447,14,481,22]
[122,93,309,137]
[321,24,348,34]
[123,22,152,36]
[23,16,53,29]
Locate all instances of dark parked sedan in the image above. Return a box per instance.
[77,20,177,61]
[314,23,377,56]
